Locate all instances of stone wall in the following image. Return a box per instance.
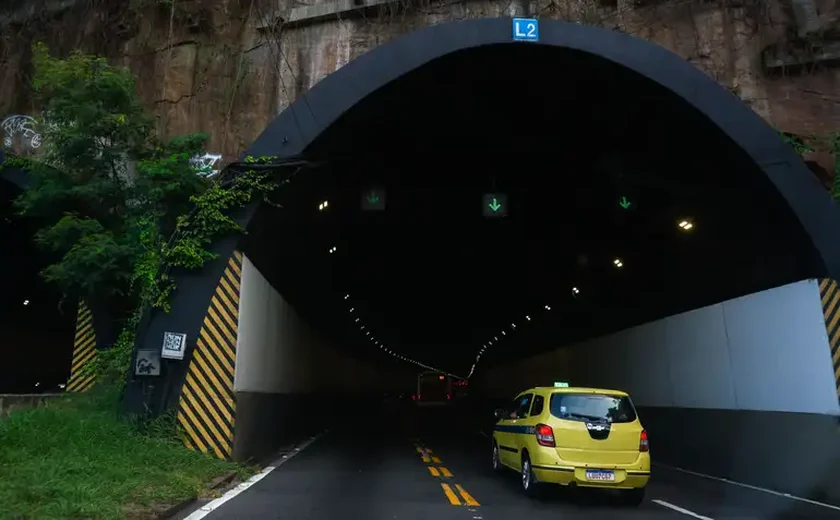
[0,0,838,169]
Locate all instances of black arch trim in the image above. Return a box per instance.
[125,18,840,416]
[246,17,840,277]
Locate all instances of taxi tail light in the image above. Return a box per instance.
[535,423,555,447]
[639,430,649,452]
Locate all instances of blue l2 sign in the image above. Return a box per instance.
[512,18,539,42]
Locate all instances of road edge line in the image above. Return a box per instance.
[652,499,714,519]
[655,463,840,512]
[181,431,327,520]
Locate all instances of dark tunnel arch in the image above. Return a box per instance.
[125,17,840,415]
[0,156,76,393]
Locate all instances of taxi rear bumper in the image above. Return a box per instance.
[532,465,650,489]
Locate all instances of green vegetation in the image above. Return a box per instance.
[0,386,255,519]
[778,129,840,202]
[3,43,277,383]
[0,44,273,518]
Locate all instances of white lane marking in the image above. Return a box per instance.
[652,499,714,519]
[659,464,840,512]
[183,433,325,520]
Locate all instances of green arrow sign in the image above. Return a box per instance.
[361,187,385,210]
[482,193,508,217]
[619,196,631,209]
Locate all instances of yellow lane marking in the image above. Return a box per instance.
[416,446,425,454]
[428,467,440,477]
[456,484,480,506]
[422,455,431,463]
[440,467,453,477]
[441,483,461,505]
[432,456,442,463]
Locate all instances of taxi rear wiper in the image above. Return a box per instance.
[565,412,605,422]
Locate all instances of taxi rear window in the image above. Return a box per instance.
[549,393,637,424]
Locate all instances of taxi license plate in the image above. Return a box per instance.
[585,470,615,481]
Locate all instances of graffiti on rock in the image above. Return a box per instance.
[1,115,222,178]
[190,153,223,177]
[1,115,42,149]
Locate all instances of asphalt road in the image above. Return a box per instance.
[191,404,840,520]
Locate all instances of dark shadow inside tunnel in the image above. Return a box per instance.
[240,42,824,377]
[0,174,75,393]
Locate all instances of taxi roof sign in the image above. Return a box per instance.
[554,381,569,388]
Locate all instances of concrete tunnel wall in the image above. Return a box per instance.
[232,255,415,462]
[476,279,840,504]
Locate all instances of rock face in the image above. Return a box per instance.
[0,0,838,168]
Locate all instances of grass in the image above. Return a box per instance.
[0,385,255,519]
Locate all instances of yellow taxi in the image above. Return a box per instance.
[491,383,650,505]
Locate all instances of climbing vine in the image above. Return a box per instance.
[150,157,279,312]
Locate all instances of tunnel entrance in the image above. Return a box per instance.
[0,165,75,393]
[129,19,840,471]
[242,35,829,377]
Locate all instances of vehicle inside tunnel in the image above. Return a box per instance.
[239,42,825,378]
[0,171,75,393]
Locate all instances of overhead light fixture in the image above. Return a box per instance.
[545,305,551,311]
[678,219,694,231]
[329,246,337,253]
[572,287,579,296]
[360,325,365,329]
[318,200,329,211]
[366,331,370,336]
[344,294,349,299]
[494,336,498,341]
[613,258,623,268]
[349,307,354,312]
[525,315,531,321]
[511,323,516,329]
[501,331,506,336]
[22,299,29,306]
[354,318,359,322]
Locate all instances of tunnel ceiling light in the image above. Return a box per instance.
[22,299,29,306]
[572,287,580,296]
[366,331,370,336]
[545,305,551,310]
[354,318,359,322]
[526,315,531,321]
[344,294,349,299]
[613,258,623,268]
[501,331,506,336]
[678,219,694,231]
[329,246,337,253]
[494,336,498,341]
[360,325,365,329]
[318,200,329,211]
[349,307,354,312]
[511,323,516,329]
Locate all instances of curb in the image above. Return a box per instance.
[155,470,239,519]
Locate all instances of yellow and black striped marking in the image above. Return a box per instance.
[177,251,243,459]
[818,278,840,400]
[66,301,97,393]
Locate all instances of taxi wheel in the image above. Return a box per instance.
[491,443,503,473]
[520,454,538,496]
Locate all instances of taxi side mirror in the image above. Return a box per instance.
[493,408,506,420]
